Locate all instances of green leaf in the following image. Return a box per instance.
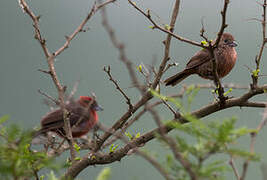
[231,127,258,137]
[109,144,118,153]
[227,148,260,161]
[74,143,81,153]
[48,171,58,180]
[137,65,142,72]
[223,88,232,96]
[0,115,9,124]
[96,167,111,180]
[135,132,141,138]
[252,69,260,77]
[164,24,171,30]
[201,40,208,45]
[125,132,133,140]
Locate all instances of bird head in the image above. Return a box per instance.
[220,33,238,47]
[79,96,103,111]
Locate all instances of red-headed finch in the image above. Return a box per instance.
[34,96,102,139]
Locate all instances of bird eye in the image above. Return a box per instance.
[224,39,229,43]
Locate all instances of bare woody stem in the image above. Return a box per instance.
[128,0,203,48]
[64,84,267,178]
[252,0,267,88]
[18,0,76,161]
[152,0,180,89]
[18,0,116,162]
[209,0,229,103]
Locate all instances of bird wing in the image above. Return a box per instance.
[40,108,64,131]
[40,102,90,132]
[185,49,211,70]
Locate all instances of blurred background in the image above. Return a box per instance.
[1,0,267,179]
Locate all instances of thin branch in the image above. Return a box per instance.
[63,84,267,178]
[100,1,143,93]
[240,100,267,180]
[148,107,197,180]
[136,150,174,180]
[214,0,229,47]
[151,0,181,89]
[97,123,173,180]
[128,0,203,48]
[251,0,267,88]
[38,89,60,105]
[103,66,133,111]
[229,156,240,180]
[54,0,116,57]
[209,0,230,103]
[19,0,76,161]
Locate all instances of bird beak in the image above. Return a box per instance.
[94,104,103,111]
[229,41,238,47]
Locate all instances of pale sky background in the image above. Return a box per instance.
[1,0,267,179]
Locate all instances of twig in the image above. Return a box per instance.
[240,100,267,180]
[128,0,203,48]
[18,0,76,161]
[148,107,197,180]
[38,89,60,105]
[54,0,116,57]
[151,0,181,89]
[63,84,267,178]
[214,0,229,47]
[96,123,174,180]
[103,66,133,111]
[100,1,143,93]
[137,150,174,180]
[229,156,240,180]
[251,0,267,88]
[209,0,230,104]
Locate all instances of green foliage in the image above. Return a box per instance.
[164,116,259,180]
[109,144,118,153]
[125,131,141,140]
[149,90,260,180]
[96,167,111,180]
[252,68,260,77]
[164,24,171,31]
[47,171,59,180]
[125,131,133,140]
[223,88,232,96]
[0,116,58,179]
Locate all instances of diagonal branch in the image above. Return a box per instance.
[128,0,203,48]
[64,82,267,178]
[103,65,133,111]
[251,0,267,88]
[54,0,116,57]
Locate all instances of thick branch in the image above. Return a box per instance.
[64,85,267,178]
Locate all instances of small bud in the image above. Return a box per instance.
[164,24,171,31]
[137,65,142,72]
[201,40,208,45]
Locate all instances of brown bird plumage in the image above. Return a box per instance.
[164,33,237,86]
[34,96,103,138]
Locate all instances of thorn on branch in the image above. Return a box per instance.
[36,15,41,21]
[38,69,51,75]
[63,86,67,92]
[147,9,151,18]
[65,35,70,41]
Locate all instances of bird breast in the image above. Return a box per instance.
[216,47,237,78]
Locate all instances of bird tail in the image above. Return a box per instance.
[164,69,194,86]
